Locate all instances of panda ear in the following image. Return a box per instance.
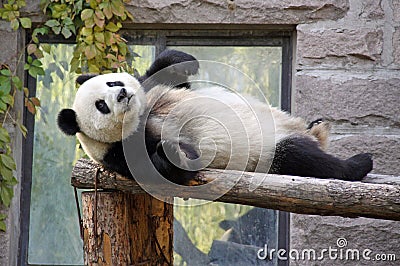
[57,109,80,135]
[76,74,98,85]
[139,49,199,90]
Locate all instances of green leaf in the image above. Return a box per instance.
[40,43,51,54]
[19,17,31,29]
[102,4,113,19]
[18,123,27,138]
[0,167,14,182]
[0,69,12,77]
[81,27,92,36]
[0,184,14,207]
[0,128,10,143]
[84,45,97,60]
[95,9,105,20]
[28,66,45,77]
[27,43,37,55]
[44,19,60,28]
[70,57,80,73]
[105,22,120,32]
[1,94,14,106]
[52,26,61,35]
[0,213,6,220]
[10,18,19,30]
[88,62,100,73]
[26,55,33,64]
[0,220,6,232]
[81,9,94,21]
[12,76,22,90]
[61,27,72,39]
[94,15,104,28]
[111,0,124,16]
[0,100,7,111]
[31,59,43,67]
[94,32,104,43]
[5,177,18,186]
[1,154,16,170]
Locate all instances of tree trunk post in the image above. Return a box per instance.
[81,191,173,266]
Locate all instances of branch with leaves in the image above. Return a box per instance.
[0,0,133,231]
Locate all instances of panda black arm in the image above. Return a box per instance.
[101,141,133,178]
[139,49,199,91]
[151,140,201,186]
[101,137,200,185]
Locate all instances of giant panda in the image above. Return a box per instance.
[57,50,373,186]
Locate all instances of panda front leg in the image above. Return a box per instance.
[151,140,203,186]
[269,135,373,181]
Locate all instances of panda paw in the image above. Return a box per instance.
[343,153,373,181]
[155,140,201,185]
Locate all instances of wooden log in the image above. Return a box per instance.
[81,191,173,265]
[72,158,400,221]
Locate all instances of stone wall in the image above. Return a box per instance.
[291,0,400,265]
[1,0,399,265]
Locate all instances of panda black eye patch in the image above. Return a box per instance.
[95,99,111,114]
[106,81,125,87]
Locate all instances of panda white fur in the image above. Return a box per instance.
[58,50,373,185]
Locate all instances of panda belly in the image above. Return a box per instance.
[157,86,280,172]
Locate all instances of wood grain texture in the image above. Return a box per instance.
[73,158,400,221]
[82,191,173,265]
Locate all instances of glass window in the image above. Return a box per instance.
[22,30,292,265]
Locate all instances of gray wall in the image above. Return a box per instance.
[0,0,399,265]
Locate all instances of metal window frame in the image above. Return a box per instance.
[19,28,293,266]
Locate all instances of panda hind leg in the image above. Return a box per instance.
[270,135,373,181]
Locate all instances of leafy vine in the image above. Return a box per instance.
[0,0,133,231]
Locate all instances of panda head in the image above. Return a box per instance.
[58,72,146,143]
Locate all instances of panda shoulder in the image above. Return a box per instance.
[145,85,192,112]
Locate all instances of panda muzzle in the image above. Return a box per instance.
[117,88,128,102]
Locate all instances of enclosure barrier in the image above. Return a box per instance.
[71,158,400,265]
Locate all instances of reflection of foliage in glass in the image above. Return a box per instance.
[175,199,253,253]
[29,44,82,264]
[28,44,154,264]
[171,46,282,107]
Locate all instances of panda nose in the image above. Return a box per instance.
[117,88,127,102]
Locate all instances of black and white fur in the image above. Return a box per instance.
[58,50,373,185]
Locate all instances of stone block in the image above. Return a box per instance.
[358,0,385,20]
[297,25,383,68]
[328,135,400,175]
[393,27,400,66]
[125,0,349,24]
[393,0,400,23]
[291,214,400,266]
[294,71,400,126]
[0,22,18,70]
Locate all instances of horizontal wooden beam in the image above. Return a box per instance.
[71,158,400,221]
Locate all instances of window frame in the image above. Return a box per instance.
[19,28,293,266]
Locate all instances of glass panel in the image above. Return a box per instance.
[170,46,282,107]
[170,46,281,266]
[28,44,155,265]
